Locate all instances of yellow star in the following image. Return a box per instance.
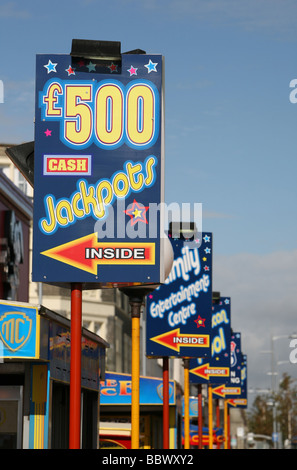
[133,208,142,218]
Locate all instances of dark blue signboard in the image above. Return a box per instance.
[212,331,242,399]
[146,233,213,358]
[32,53,164,287]
[227,354,248,408]
[189,297,231,384]
[227,331,242,386]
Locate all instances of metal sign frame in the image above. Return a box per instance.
[32,53,165,288]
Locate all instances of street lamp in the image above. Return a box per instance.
[267,333,297,449]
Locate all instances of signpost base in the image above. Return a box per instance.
[163,357,169,449]
[69,282,82,449]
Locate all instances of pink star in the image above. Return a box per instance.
[44,129,52,137]
[128,65,137,76]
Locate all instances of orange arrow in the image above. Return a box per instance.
[150,328,209,353]
[41,233,155,274]
[227,398,247,407]
[190,363,230,381]
[212,385,241,398]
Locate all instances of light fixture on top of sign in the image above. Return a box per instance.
[70,39,122,62]
[169,221,197,240]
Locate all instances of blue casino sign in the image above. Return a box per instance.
[212,331,243,399]
[146,233,213,358]
[189,297,231,384]
[32,52,164,287]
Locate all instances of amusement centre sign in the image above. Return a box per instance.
[146,233,213,358]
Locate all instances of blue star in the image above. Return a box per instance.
[145,59,158,73]
[44,60,57,74]
[87,61,96,72]
[203,235,210,243]
[204,247,211,254]
[224,299,230,305]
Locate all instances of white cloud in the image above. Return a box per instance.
[213,250,297,391]
[0,2,30,18]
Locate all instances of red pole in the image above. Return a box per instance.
[69,282,82,449]
[216,399,221,449]
[163,357,169,449]
[197,384,203,449]
[227,406,231,449]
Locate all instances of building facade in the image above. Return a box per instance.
[0,143,164,379]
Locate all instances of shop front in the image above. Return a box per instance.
[99,371,182,449]
[0,300,109,449]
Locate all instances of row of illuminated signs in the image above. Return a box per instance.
[145,234,247,407]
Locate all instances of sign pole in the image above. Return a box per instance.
[208,384,213,449]
[130,299,141,449]
[69,282,82,449]
[120,286,158,450]
[197,384,203,449]
[163,357,169,449]
[224,399,228,449]
[227,405,231,449]
[183,358,190,449]
[216,399,221,449]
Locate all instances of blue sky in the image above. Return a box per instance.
[1,0,297,400]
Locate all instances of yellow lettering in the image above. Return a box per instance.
[96,180,113,218]
[79,180,101,218]
[15,318,25,344]
[127,84,154,145]
[95,84,123,145]
[112,172,129,198]
[76,159,87,171]
[40,196,57,233]
[2,318,14,343]
[48,159,58,171]
[67,159,76,171]
[144,156,156,186]
[58,160,67,171]
[126,162,144,191]
[72,193,84,218]
[56,200,74,226]
[65,85,92,145]
[43,82,62,116]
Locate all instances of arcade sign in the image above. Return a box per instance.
[146,233,213,358]
[32,52,164,288]
[189,297,231,384]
